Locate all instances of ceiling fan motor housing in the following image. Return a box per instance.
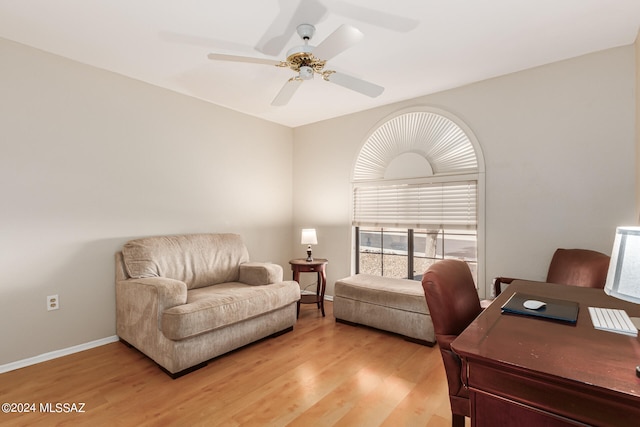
[284,45,326,76]
[281,24,326,78]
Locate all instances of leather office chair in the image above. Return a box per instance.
[422,259,482,427]
[493,248,610,297]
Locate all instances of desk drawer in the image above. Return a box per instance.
[467,361,640,426]
[472,391,582,427]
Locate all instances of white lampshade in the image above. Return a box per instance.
[605,226,640,304]
[301,228,318,245]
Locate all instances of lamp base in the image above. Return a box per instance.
[306,249,313,262]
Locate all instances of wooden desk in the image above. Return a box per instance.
[452,281,640,427]
[289,258,328,317]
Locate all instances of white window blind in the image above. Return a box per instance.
[353,181,477,229]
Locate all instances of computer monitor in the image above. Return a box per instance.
[605,226,640,304]
[604,226,640,377]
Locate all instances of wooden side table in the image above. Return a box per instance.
[289,258,328,317]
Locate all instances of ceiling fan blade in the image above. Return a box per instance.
[271,78,303,106]
[160,31,251,51]
[326,72,384,98]
[332,1,419,33]
[256,0,328,56]
[312,24,364,61]
[207,53,280,66]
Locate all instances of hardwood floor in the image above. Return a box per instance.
[0,302,461,427]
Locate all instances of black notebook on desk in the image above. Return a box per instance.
[501,292,579,324]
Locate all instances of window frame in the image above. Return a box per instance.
[351,107,486,296]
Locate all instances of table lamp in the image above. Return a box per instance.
[301,228,317,262]
[604,226,640,377]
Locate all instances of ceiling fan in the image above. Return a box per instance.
[207,23,384,106]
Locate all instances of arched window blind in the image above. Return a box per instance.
[353,111,478,181]
[352,110,480,230]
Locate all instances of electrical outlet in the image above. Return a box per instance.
[47,294,59,311]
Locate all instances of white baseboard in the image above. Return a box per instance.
[0,298,334,375]
[0,335,120,374]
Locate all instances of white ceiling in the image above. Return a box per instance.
[1,0,639,128]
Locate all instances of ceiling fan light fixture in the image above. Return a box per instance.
[299,66,314,80]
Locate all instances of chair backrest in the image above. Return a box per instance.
[422,259,482,343]
[546,248,610,289]
[422,259,482,425]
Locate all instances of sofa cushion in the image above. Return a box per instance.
[334,274,430,315]
[122,233,250,290]
[161,281,300,340]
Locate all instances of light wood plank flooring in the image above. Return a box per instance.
[0,301,460,427]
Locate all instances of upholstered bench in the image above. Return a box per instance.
[333,274,435,346]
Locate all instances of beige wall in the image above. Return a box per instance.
[0,38,294,365]
[294,46,637,299]
[1,37,637,368]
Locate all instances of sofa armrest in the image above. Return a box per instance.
[116,277,188,344]
[117,277,188,321]
[239,262,283,286]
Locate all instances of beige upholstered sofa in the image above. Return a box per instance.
[115,233,300,377]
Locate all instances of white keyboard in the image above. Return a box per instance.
[588,307,638,337]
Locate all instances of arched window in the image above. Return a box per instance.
[352,107,485,290]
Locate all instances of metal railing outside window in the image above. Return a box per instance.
[356,226,477,282]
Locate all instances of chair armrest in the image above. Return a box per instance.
[438,334,465,396]
[493,277,516,297]
[239,262,283,286]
